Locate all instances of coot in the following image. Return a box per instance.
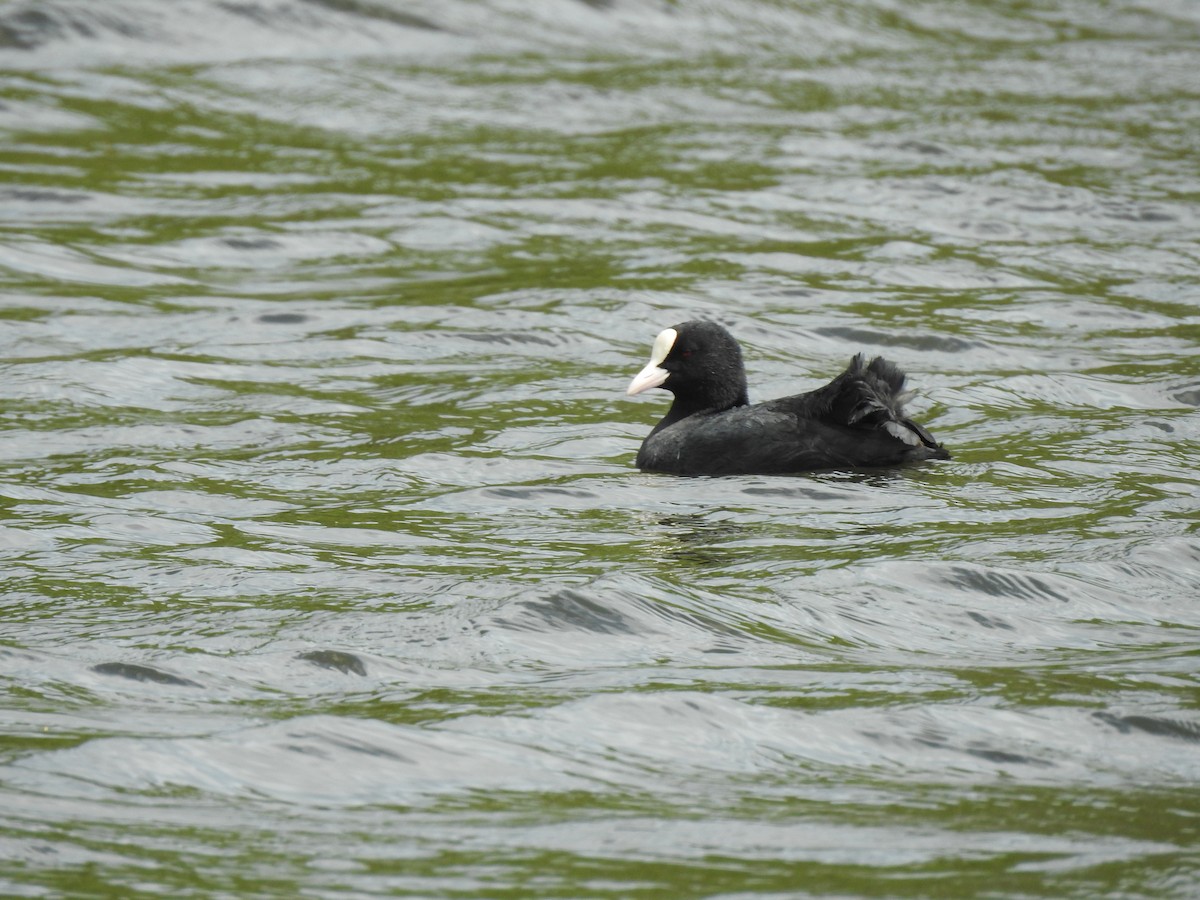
[626,320,950,475]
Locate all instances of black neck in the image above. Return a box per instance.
[651,385,749,436]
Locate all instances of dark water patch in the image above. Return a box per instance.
[940,565,1073,604]
[0,5,150,51]
[317,732,416,764]
[0,187,90,203]
[297,650,367,676]
[490,588,645,636]
[1172,386,1200,407]
[0,9,49,50]
[741,485,867,502]
[1100,204,1176,223]
[888,139,950,156]
[812,325,980,353]
[455,331,562,348]
[965,611,1016,632]
[482,486,598,500]
[963,746,1052,767]
[904,726,1053,769]
[90,662,201,688]
[257,312,311,324]
[1094,712,1200,744]
[303,0,446,33]
[223,237,283,251]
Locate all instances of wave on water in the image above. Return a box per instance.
[5,0,1164,69]
[6,0,1198,70]
[14,695,1200,811]
[0,0,469,66]
[0,0,846,68]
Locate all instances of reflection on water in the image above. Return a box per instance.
[2,0,1200,896]
[643,512,751,569]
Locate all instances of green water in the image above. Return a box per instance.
[2,1,1199,897]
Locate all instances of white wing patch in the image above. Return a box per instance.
[884,420,920,446]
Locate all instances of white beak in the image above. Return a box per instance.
[627,362,669,396]
[626,327,678,396]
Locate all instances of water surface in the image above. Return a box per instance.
[2,1,1199,896]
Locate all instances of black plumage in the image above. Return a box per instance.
[626,320,950,475]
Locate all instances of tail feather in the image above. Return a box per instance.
[865,355,907,395]
[833,354,907,426]
[833,355,948,457]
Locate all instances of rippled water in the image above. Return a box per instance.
[2,1,1199,896]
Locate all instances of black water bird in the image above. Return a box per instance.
[626,320,950,475]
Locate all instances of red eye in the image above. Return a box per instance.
[681,350,692,359]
